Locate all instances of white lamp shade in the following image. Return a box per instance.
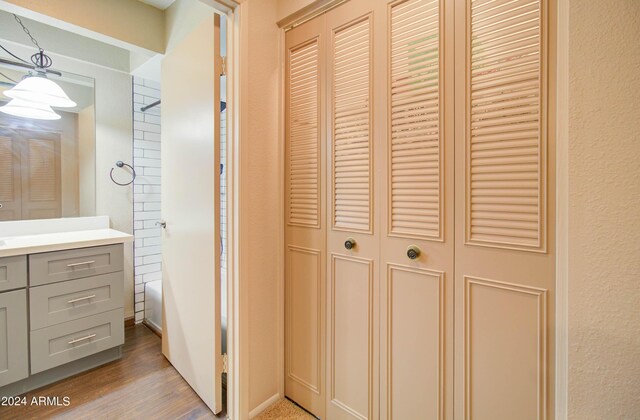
[3,76,76,108]
[0,98,61,120]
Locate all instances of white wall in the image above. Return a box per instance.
[567,1,640,418]
[78,105,96,217]
[2,42,135,318]
[57,111,79,217]
[165,0,213,52]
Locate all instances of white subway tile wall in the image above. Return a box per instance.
[221,108,227,280]
[132,76,228,323]
[133,76,162,324]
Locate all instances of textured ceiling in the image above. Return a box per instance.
[137,0,176,10]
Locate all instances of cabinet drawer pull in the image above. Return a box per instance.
[67,294,96,304]
[68,333,97,345]
[66,260,95,268]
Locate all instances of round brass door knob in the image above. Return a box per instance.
[407,245,421,260]
[344,238,356,250]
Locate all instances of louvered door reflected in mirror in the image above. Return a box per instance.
[0,67,95,221]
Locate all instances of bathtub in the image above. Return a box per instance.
[144,279,227,353]
[144,280,163,333]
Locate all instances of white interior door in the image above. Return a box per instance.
[161,13,223,414]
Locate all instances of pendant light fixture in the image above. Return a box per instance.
[0,14,76,120]
[0,98,61,120]
[4,73,76,108]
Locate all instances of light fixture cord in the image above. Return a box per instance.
[13,14,43,52]
[12,14,52,70]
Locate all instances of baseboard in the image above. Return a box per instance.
[249,393,281,419]
[124,316,135,327]
[142,319,162,338]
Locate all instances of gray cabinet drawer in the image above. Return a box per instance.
[0,289,29,387]
[29,244,124,286]
[30,308,124,374]
[30,272,124,330]
[0,255,27,292]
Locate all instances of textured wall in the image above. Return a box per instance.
[568,1,640,418]
[241,0,283,414]
[276,0,315,21]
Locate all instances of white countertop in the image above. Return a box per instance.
[0,229,134,258]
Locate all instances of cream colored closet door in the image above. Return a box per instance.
[284,13,327,419]
[454,0,556,419]
[379,0,454,419]
[325,1,382,418]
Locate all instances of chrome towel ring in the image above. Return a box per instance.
[110,161,136,186]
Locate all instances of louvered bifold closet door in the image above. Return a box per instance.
[454,0,556,419]
[326,1,382,419]
[284,14,327,420]
[380,0,454,419]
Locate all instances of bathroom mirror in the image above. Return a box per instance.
[0,64,95,221]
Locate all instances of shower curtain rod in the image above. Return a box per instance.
[140,100,227,113]
[140,100,161,112]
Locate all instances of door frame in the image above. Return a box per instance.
[277,0,571,419]
[199,0,242,418]
[555,0,569,418]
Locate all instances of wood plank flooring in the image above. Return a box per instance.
[0,324,224,419]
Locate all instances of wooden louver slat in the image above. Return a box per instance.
[389,0,442,239]
[332,17,372,232]
[288,40,320,227]
[0,136,14,201]
[27,138,56,201]
[467,0,545,250]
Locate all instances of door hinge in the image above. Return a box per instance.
[222,353,228,374]
[219,56,227,76]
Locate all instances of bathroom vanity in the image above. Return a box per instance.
[0,217,132,396]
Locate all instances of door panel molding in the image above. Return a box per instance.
[463,276,548,420]
[330,253,374,420]
[286,245,323,395]
[386,264,444,420]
